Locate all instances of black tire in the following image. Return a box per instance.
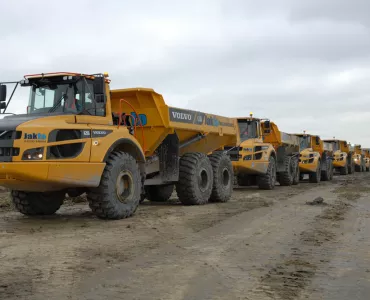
[348,157,354,174]
[309,161,321,183]
[299,174,304,181]
[279,156,294,186]
[257,156,276,190]
[145,184,174,202]
[292,157,300,185]
[87,151,141,220]
[208,152,233,202]
[355,165,362,172]
[340,163,348,175]
[366,167,369,172]
[321,159,332,181]
[11,190,65,216]
[176,152,213,205]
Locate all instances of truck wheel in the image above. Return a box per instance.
[11,190,65,215]
[321,159,331,181]
[292,158,300,185]
[366,167,370,172]
[348,158,354,174]
[176,152,213,205]
[279,156,294,186]
[309,161,321,183]
[329,162,334,180]
[145,184,174,202]
[208,152,233,202]
[257,156,276,190]
[355,165,361,172]
[87,151,141,219]
[340,162,348,175]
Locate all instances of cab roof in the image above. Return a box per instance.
[23,72,111,83]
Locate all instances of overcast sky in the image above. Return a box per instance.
[0,0,369,145]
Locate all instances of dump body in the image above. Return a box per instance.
[263,122,300,149]
[110,88,238,157]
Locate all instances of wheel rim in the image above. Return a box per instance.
[222,168,230,187]
[198,168,209,192]
[116,171,135,203]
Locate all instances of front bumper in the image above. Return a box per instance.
[0,162,105,192]
[299,161,317,173]
[333,159,346,168]
[232,159,269,175]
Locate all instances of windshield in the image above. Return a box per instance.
[332,141,339,151]
[27,77,104,116]
[238,119,259,141]
[299,136,310,150]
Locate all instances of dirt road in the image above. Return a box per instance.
[0,173,370,300]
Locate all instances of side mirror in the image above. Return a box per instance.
[264,120,270,129]
[93,77,105,95]
[315,136,320,145]
[0,85,6,102]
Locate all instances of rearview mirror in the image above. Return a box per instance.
[93,77,105,95]
[0,85,6,102]
[264,120,270,129]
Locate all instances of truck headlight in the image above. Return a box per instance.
[22,147,44,160]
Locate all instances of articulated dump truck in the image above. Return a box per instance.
[225,115,299,190]
[362,148,370,172]
[323,139,354,175]
[351,144,367,172]
[295,133,333,183]
[0,72,238,219]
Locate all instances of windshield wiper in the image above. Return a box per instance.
[48,93,67,113]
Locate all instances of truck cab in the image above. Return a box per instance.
[323,139,354,175]
[229,114,276,189]
[295,133,333,183]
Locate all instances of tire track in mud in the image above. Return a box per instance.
[254,176,364,300]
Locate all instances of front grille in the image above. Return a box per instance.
[0,130,22,140]
[0,147,19,157]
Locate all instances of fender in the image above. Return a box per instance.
[103,138,145,163]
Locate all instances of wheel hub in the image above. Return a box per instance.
[116,171,135,203]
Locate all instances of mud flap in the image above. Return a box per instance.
[158,133,179,182]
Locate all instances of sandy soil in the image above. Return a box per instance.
[0,173,369,300]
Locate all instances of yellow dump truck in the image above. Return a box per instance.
[351,144,366,172]
[225,115,300,189]
[362,148,370,172]
[323,139,354,175]
[296,133,333,183]
[0,72,238,219]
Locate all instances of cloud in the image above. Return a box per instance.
[0,0,369,145]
